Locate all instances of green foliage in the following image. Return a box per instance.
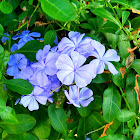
[0,0,139,139]
[0,114,36,134]
[6,133,38,140]
[44,30,57,46]
[116,110,136,122]
[3,79,33,95]
[98,134,126,140]
[103,83,121,122]
[15,40,44,61]
[40,0,76,21]
[0,1,13,14]
[48,104,68,136]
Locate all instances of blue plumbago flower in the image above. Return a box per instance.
[56,51,95,88]
[36,45,50,62]
[90,40,120,75]
[54,36,58,45]
[1,33,9,43]
[7,54,28,76]
[57,31,94,57]
[37,38,44,42]
[10,43,18,52]
[31,51,59,87]
[64,85,94,108]
[20,86,48,111]
[14,66,35,80]
[12,30,41,42]
[49,75,60,92]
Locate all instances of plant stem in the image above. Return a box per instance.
[86,125,106,136]
[119,87,131,111]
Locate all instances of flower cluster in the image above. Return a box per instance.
[6,31,120,111]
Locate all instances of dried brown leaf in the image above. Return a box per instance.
[100,121,113,138]
[125,52,135,68]
[134,74,140,112]
[119,67,126,78]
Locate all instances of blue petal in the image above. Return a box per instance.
[104,61,118,75]
[35,70,48,87]
[57,70,74,85]
[102,49,120,62]
[91,40,105,58]
[80,97,94,107]
[71,51,86,69]
[75,64,93,87]
[11,44,18,52]
[69,85,79,100]
[56,54,74,70]
[79,87,93,100]
[28,97,39,111]
[7,65,19,76]
[29,32,41,37]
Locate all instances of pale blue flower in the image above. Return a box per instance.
[64,85,94,108]
[31,51,59,87]
[58,31,94,57]
[20,86,48,111]
[56,51,95,87]
[1,33,9,43]
[90,40,120,75]
[7,54,28,76]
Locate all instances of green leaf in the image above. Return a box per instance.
[111,0,140,10]
[110,0,131,9]
[44,30,57,46]
[93,8,121,27]
[48,128,60,140]
[6,133,38,140]
[48,104,68,136]
[33,115,51,139]
[5,0,20,9]
[40,0,76,21]
[101,21,119,34]
[77,103,92,117]
[106,119,121,135]
[127,119,135,129]
[125,72,139,113]
[131,16,140,30]
[91,132,100,140]
[0,99,6,112]
[80,23,93,30]
[90,1,105,9]
[0,107,18,123]
[3,79,33,95]
[103,83,121,122]
[98,134,126,140]
[29,0,34,5]
[14,40,44,61]
[77,117,92,140]
[104,33,119,49]
[118,34,131,58]
[92,73,111,84]
[0,1,13,14]
[0,45,4,54]
[0,83,8,102]
[133,125,140,140]
[0,114,36,134]
[89,111,106,130]
[0,24,4,35]
[92,96,102,112]
[116,110,136,122]
[122,11,130,26]
[131,59,140,75]
[112,63,125,88]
